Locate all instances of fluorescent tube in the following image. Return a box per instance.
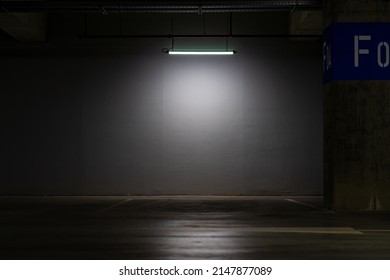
[168,50,235,55]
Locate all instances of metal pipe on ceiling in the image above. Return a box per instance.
[0,1,323,13]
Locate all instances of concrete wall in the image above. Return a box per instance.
[0,14,323,195]
[0,39,323,195]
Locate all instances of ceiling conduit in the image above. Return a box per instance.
[0,1,323,13]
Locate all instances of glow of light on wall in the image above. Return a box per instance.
[163,59,242,140]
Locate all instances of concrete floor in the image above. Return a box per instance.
[0,196,390,259]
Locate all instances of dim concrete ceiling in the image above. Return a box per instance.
[0,0,323,42]
[1,1,322,13]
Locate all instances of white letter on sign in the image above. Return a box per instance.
[377,41,390,68]
[323,42,332,72]
[354,35,371,67]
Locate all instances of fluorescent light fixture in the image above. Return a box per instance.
[169,50,235,55]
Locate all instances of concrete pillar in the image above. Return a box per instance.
[324,0,390,210]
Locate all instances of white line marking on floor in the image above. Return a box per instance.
[285,199,335,213]
[98,199,132,213]
[360,230,390,232]
[242,227,362,234]
[170,227,363,235]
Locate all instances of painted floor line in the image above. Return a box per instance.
[360,230,390,232]
[98,199,132,213]
[240,227,362,234]
[285,199,335,213]
[170,227,363,235]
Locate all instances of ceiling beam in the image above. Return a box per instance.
[0,1,323,13]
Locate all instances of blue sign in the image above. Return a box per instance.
[323,22,390,83]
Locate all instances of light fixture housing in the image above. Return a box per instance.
[168,50,236,55]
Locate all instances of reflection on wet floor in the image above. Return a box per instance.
[0,196,389,259]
